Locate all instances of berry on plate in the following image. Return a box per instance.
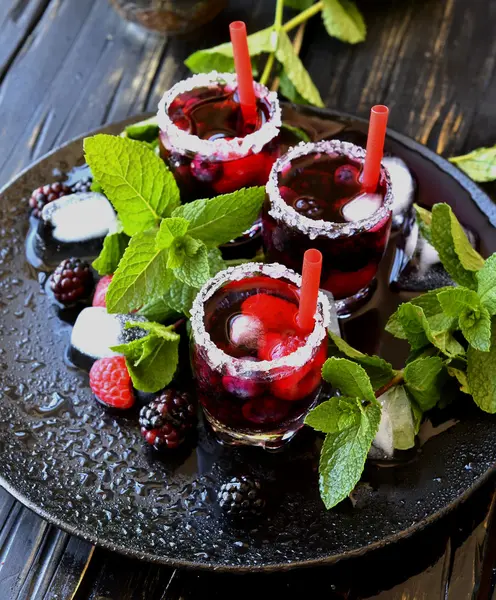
[89,356,135,410]
[29,182,71,218]
[92,274,113,307]
[50,257,94,305]
[217,476,265,518]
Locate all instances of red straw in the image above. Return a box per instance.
[229,21,257,122]
[361,105,389,193]
[297,249,323,332]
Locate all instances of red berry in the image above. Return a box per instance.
[271,367,322,402]
[242,294,298,334]
[334,164,360,186]
[92,274,113,308]
[89,356,135,410]
[222,374,264,399]
[258,332,305,362]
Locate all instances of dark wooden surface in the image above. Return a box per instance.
[1,0,496,597]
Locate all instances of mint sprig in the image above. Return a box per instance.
[450,145,496,182]
[92,228,130,276]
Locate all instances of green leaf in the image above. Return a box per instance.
[477,254,496,316]
[124,116,159,143]
[275,29,324,107]
[449,146,496,182]
[322,0,366,44]
[280,121,311,142]
[106,230,171,313]
[92,231,130,275]
[414,204,433,245]
[305,396,361,433]
[174,239,210,288]
[138,296,178,323]
[467,320,496,413]
[84,134,180,236]
[162,278,199,317]
[279,72,312,106]
[431,204,484,289]
[322,358,376,404]
[111,322,180,393]
[328,332,395,389]
[319,402,380,509]
[90,180,103,194]
[172,187,265,248]
[404,356,445,411]
[284,0,314,9]
[184,27,275,74]
[409,287,456,333]
[207,248,226,277]
[447,366,471,395]
[438,287,492,352]
[377,385,416,451]
[156,217,190,249]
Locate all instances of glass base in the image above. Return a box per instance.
[203,410,304,451]
[335,279,377,318]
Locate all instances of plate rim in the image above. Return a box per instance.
[1,106,495,573]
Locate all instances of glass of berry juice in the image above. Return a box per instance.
[157,72,281,201]
[189,262,331,449]
[263,141,393,315]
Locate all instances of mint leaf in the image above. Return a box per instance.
[174,238,210,288]
[322,358,376,404]
[447,366,471,395]
[404,356,444,411]
[92,230,130,275]
[279,72,312,106]
[207,248,226,277]
[319,402,380,509]
[156,217,190,249]
[106,230,171,313]
[431,204,484,289]
[467,321,496,412]
[162,278,198,317]
[328,332,395,389]
[477,254,496,315]
[322,0,366,44]
[414,204,433,244]
[138,296,178,322]
[305,396,361,433]
[90,180,103,194]
[437,287,480,317]
[172,187,265,248]
[449,146,496,182]
[111,322,180,393]
[185,27,275,74]
[84,134,180,236]
[275,30,324,108]
[409,287,456,333]
[124,116,159,143]
[376,385,416,452]
[281,121,311,142]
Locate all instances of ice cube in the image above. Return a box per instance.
[68,307,146,370]
[34,192,118,266]
[341,193,382,222]
[382,156,416,230]
[228,314,265,350]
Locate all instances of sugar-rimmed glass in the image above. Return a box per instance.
[263,140,393,315]
[190,262,332,450]
[157,72,282,201]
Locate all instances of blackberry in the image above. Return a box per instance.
[29,182,71,218]
[139,389,196,449]
[50,258,94,305]
[70,177,93,194]
[293,195,324,220]
[217,476,265,518]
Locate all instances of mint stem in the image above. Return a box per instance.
[374,371,405,398]
[172,317,186,331]
[283,1,323,33]
[260,51,276,87]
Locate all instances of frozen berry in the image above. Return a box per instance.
[293,195,324,220]
[334,164,360,186]
[89,356,135,410]
[217,476,265,518]
[29,182,71,218]
[50,258,94,305]
[222,374,264,399]
[242,396,290,424]
[242,294,298,334]
[139,389,196,449]
[190,156,223,183]
[71,177,93,194]
[92,274,113,307]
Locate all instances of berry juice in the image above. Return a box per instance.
[263,141,393,309]
[157,73,281,202]
[190,264,330,449]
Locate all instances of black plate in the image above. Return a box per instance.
[0,106,495,573]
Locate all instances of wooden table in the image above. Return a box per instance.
[1,0,495,597]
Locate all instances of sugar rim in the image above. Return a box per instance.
[190,262,331,376]
[157,72,282,159]
[266,140,393,240]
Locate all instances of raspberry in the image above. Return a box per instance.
[217,476,265,518]
[89,356,135,410]
[92,274,113,308]
[50,258,94,305]
[139,389,196,449]
[29,182,71,218]
[292,195,325,220]
[242,294,298,334]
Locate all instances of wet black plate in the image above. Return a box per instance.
[0,106,495,573]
